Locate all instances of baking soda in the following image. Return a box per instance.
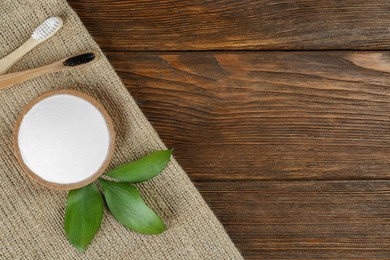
[17,94,111,184]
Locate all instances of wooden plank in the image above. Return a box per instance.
[69,0,390,51]
[106,51,390,181]
[196,180,390,259]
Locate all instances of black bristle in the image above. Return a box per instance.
[63,52,95,67]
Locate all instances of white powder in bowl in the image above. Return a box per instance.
[17,94,111,185]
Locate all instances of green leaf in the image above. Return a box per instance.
[98,179,165,234]
[64,183,104,252]
[105,149,172,183]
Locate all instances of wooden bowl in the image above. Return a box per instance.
[13,89,115,190]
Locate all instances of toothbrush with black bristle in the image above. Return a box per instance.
[0,17,63,75]
[0,51,99,90]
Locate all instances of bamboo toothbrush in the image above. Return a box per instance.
[0,17,63,75]
[0,51,99,90]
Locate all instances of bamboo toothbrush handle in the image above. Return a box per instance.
[0,51,98,91]
[0,38,39,75]
[0,62,62,90]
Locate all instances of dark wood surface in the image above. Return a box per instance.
[107,51,390,182]
[197,180,390,258]
[69,1,390,259]
[70,0,390,51]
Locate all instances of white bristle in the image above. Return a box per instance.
[31,17,63,41]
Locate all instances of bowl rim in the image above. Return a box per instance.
[13,89,116,190]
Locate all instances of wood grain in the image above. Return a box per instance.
[196,180,390,259]
[69,1,390,258]
[106,51,390,181]
[69,0,390,51]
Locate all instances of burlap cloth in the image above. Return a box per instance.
[0,0,242,259]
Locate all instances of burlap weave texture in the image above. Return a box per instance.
[0,0,242,259]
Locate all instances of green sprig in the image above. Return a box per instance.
[106,149,173,183]
[65,183,103,252]
[64,149,172,252]
[99,179,166,234]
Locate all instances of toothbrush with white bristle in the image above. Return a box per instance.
[0,17,63,75]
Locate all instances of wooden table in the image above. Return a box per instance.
[68,1,390,258]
